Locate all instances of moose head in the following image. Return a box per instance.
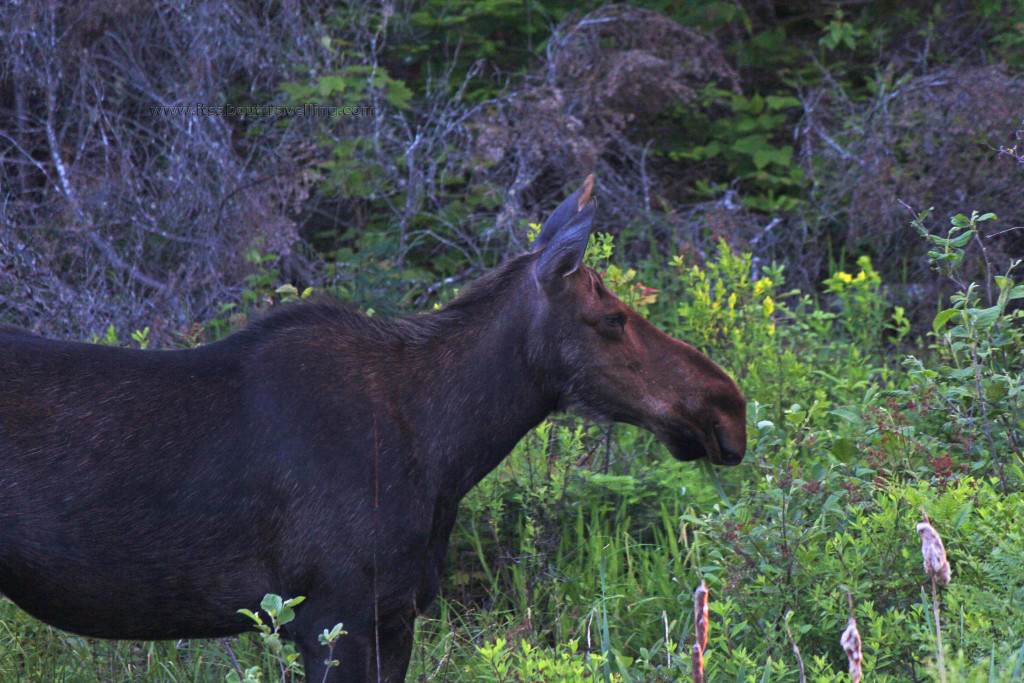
[527,174,746,466]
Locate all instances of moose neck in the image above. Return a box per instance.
[410,257,555,500]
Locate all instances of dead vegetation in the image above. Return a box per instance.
[0,1,1020,341]
[482,5,744,260]
[797,66,1024,294]
[0,0,325,338]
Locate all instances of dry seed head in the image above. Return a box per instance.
[692,580,708,683]
[691,642,704,683]
[840,616,863,683]
[694,579,709,653]
[916,515,951,585]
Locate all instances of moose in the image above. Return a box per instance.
[0,176,746,682]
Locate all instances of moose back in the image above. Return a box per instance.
[0,176,746,682]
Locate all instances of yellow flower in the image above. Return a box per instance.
[763,296,775,316]
[854,270,867,282]
[837,272,853,284]
[526,222,542,246]
[753,277,773,297]
[727,292,737,310]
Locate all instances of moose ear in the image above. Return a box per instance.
[535,201,595,287]
[533,175,595,252]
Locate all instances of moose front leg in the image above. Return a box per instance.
[295,626,375,683]
[294,609,415,683]
[375,609,416,682]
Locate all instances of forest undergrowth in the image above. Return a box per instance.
[1,1,1022,681]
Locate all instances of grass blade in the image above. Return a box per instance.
[600,552,613,683]
[699,459,733,508]
[1011,636,1024,682]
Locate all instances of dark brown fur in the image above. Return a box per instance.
[0,178,745,682]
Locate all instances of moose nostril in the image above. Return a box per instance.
[720,448,744,466]
[714,423,745,466]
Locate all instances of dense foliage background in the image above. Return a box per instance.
[1,1,1022,681]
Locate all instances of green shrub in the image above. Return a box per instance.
[660,88,804,212]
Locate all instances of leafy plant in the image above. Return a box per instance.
[822,254,903,352]
[394,0,560,100]
[904,210,1024,488]
[663,88,804,212]
[231,594,309,682]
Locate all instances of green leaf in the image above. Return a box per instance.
[1011,636,1024,681]
[970,305,1001,329]
[732,134,770,155]
[383,77,413,109]
[317,75,347,97]
[699,459,733,508]
[832,438,857,461]
[831,407,862,424]
[752,148,772,169]
[985,381,1008,401]
[279,81,313,100]
[948,230,975,248]
[933,308,959,333]
[614,653,635,674]
[822,492,842,514]
[261,594,284,616]
[237,608,259,623]
[765,94,800,110]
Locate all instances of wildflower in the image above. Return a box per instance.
[636,283,659,297]
[526,222,542,246]
[727,292,737,310]
[837,271,853,284]
[753,277,773,297]
[840,616,863,683]
[856,256,881,284]
[762,296,775,316]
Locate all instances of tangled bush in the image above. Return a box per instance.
[0,0,334,339]
[475,4,742,257]
[798,65,1024,297]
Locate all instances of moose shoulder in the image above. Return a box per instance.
[0,176,745,682]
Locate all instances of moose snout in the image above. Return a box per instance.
[714,422,746,466]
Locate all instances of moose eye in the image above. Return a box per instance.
[603,313,627,330]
